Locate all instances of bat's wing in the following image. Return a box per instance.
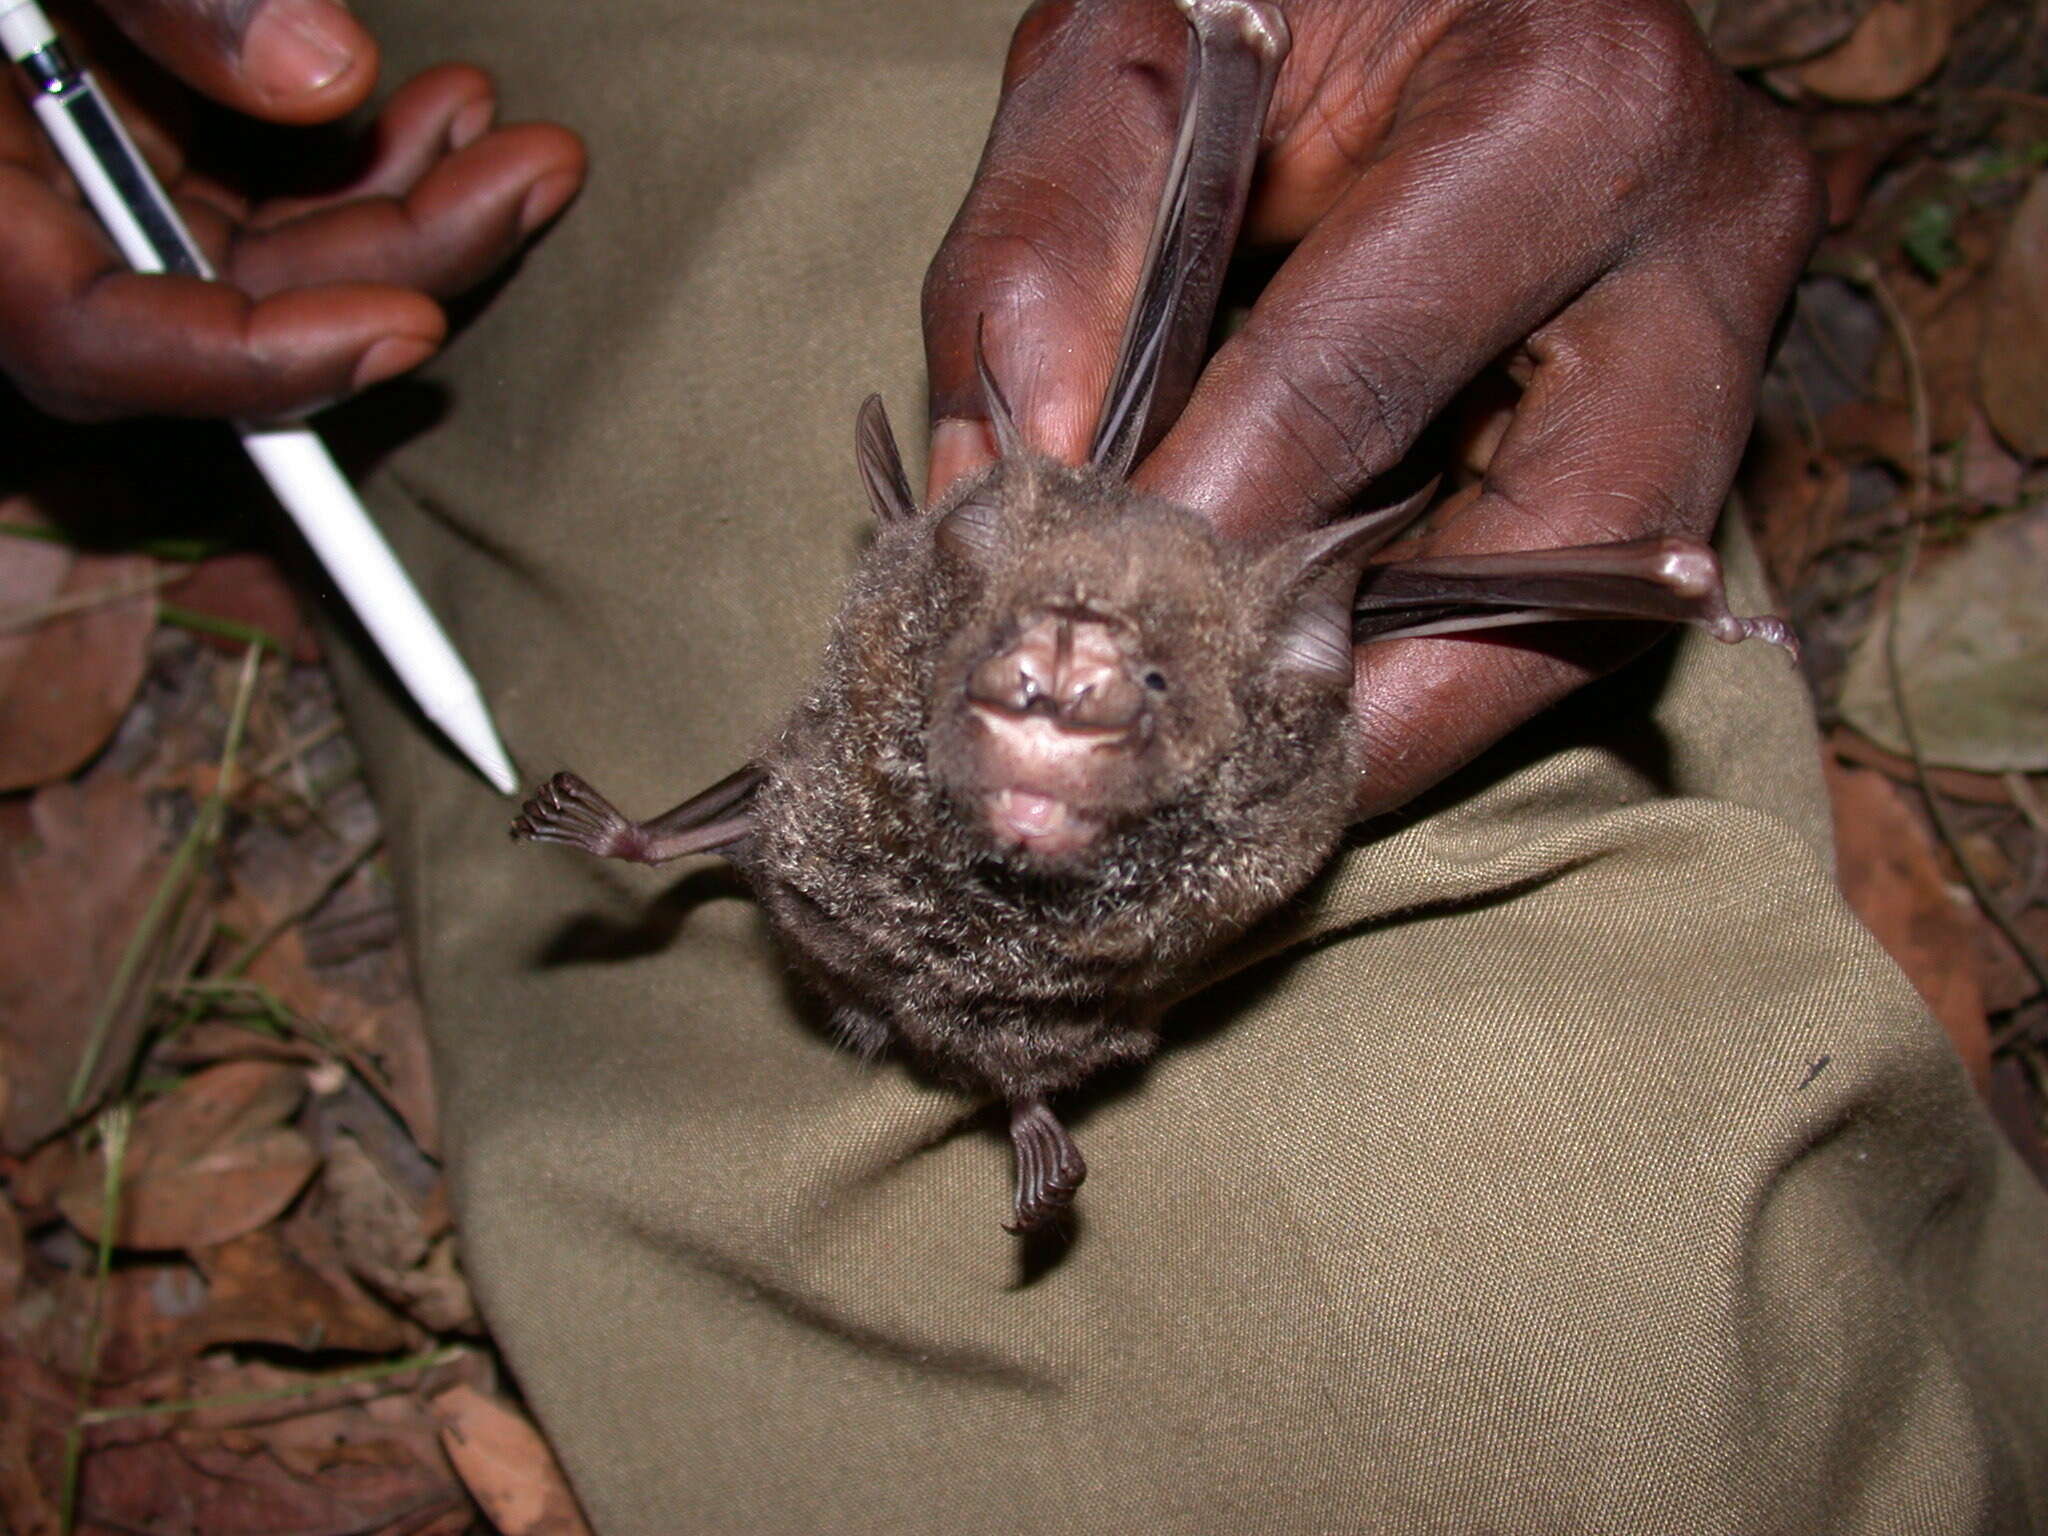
[1352,538,1798,654]
[1087,0,1289,478]
[511,764,763,864]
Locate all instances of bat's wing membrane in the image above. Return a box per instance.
[1087,0,1288,479]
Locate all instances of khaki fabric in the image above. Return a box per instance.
[333,1,2048,1529]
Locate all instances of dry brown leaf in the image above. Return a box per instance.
[58,1061,319,1251]
[1829,726,2018,804]
[8,1262,206,1383]
[0,500,157,793]
[1825,756,1991,1086]
[68,1349,476,1536]
[185,1217,419,1357]
[324,1132,431,1276]
[1952,408,2025,507]
[1988,1059,2048,1186]
[1795,0,1955,101]
[378,1236,480,1337]
[1978,170,2048,458]
[1977,904,2048,1015]
[411,1506,482,1536]
[241,921,441,1157]
[164,552,320,665]
[90,1346,484,1437]
[5,1137,76,1216]
[152,1019,323,1071]
[1874,254,1987,447]
[1740,420,1849,594]
[0,1337,72,1536]
[1820,396,1920,471]
[252,1397,448,1489]
[1806,107,1927,227]
[77,1430,459,1536]
[0,503,69,651]
[1697,0,1881,68]
[433,1385,592,1536]
[0,774,171,1152]
[1838,507,2048,771]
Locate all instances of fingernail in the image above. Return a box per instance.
[518,171,581,235]
[928,418,996,499]
[352,335,437,392]
[449,99,495,150]
[242,0,358,99]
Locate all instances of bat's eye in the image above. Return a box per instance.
[1142,670,1168,693]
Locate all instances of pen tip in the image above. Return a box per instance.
[480,751,519,797]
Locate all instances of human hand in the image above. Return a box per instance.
[922,0,1821,816]
[1,0,585,422]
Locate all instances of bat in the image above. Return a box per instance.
[511,0,1794,1234]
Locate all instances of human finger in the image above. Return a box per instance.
[0,165,442,420]
[1136,1,1783,537]
[922,0,1191,494]
[1343,172,1822,815]
[219,118,587,300]
[91,0,378,124]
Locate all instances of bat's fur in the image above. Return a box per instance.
[744,451,1360,1106]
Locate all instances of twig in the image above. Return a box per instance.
[219,831,384,979]
[74,1345,468,1427]
[252,716,347,782]
[1851,256,2048,1045]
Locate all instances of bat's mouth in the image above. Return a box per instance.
[945,607,1155,863]
[983,787,1102,860]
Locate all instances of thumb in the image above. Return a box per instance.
[93,0,378,123]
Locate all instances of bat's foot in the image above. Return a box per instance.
[1004,1097,1086,1234]
[509,771,651,862]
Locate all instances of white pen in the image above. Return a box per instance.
[0,0,518,794]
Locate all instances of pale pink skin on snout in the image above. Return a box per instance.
[963,610,1156,860]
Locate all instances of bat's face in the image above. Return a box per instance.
[922,467,1258,871]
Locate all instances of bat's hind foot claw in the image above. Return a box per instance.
[509,771,649,862]
[1004,1098,1086,1234]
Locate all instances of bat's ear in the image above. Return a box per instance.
[1262,488,1434,685]
[935,486,1005,568]
[974,317,1027,461]
[855,395,918,523]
